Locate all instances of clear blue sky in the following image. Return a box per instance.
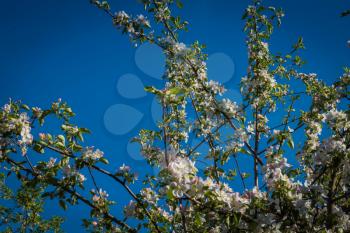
[0,0,349,232]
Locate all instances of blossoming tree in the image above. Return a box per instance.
[1,0,349,232]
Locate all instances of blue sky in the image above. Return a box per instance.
[0,0,349,232]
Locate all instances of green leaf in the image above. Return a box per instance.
[166,87,186,95]
[287,137,294,149]
[99,157,109,165]
[72,144,83,152]
[239,148,250,155]
[80,128,91,134]
[176,0,183,9]
[57,135,65,144]
[33,144,45,154]
[21,104,30,110]
[77,132,84,142]
[101,1,110,10]
[144,86,162,95]
[55,141,65,149]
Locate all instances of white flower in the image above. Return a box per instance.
[260,69,276,87]
[261,41,269,50]
[263,154,292,190]
[207,80,225,95]
[116,11,129,20]
[19,124,33,145]
[82,148,104,161]
[17,113,33,155]
[323,109,348,130]
[227,128,250,151]
[253,187,265,199]
[156,146,177,169]
[220,99,239,117]
[273,129,281,135]
[2,104,11,113]
[305,120,322,151]
[46,157,57,168]
[197,68,207,81]
[172,189,184,198]
[124,200,137,218]
[140,188,158,204]
[119,163,131,173]
[168,156,197,182]
[92,188,109,203]
[314,137,347,165]
[173,42,188,57]
[136,14,150,26]
[77,173,86,183]
[247,122,255,134]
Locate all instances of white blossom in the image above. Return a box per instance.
[82,147,104,161]
[124,200,137,218]
[119,163,131,173]
[219,98,239,117]
[46,157,57,168]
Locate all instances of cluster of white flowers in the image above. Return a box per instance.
[63,165,86,183]
[154,207,172,221]
[227,127,250,152]
[112,10,152,43]
[195,116,218,136]
[18,113,33,155]
[154,5,170,21]
[258,68,276,88]
[323,108,349,131]
[219,98,239,118]
[197,67,207,82]
[115,11,129,22]
[194,177,250,212]
[246,121,255,135]
[2,104,11,113]
[152,147,199,198]
[136,14,150,27]
[140,188,158,204]
[1,2,349,232]
[206,80,225,95]
[168,156,197,184]
[263,153,292,191]
[173,42,188,56]
[248,43,268,60]
[92,188,109,205]
[173,130,189,143]
[314,137,347,165]
[32,107,42,117]
[305,120,322,151]
[82,147,104,161]
[124,200,137,218]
